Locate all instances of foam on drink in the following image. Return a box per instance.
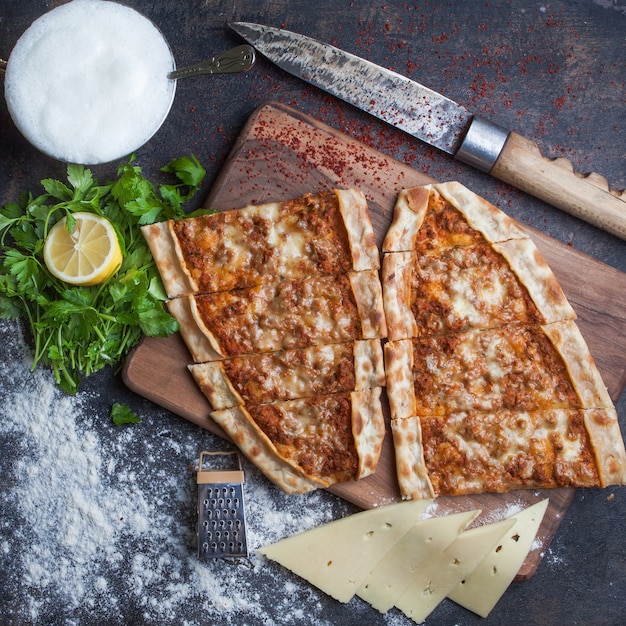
[4,0,177,164]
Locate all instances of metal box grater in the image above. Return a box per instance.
[196,450,248,559]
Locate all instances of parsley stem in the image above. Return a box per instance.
[0,155,206,394]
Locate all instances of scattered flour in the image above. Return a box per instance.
[0,320,356,625]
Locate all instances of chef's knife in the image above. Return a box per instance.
[230,22,626,241]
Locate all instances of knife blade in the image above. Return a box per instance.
[230,22,626,241]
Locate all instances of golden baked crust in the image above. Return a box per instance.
[383,182,626,499]
[210,390,385,493]
[142,189,379,298]
[189,340,385,410]
[583,408,626,486]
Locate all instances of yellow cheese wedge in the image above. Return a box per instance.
[447,498,549,617]
[394,517,515,623]
[259,499,431,603]
[357,509,481,613]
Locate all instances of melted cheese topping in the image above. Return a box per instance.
[410,242,543,336]
[249,394,359,483]
[172,192,353,294]
[421,408,599,495]
[221,343,356,405]
[411,190,485,252]
[193,274,363,357]
[411,326,580,416]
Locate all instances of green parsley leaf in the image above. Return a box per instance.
[161,154,206,189]
[111,402,141,425]
[0,154,206,394]
[41,178,73,201]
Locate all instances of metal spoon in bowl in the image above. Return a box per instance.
[0,46,254,80]
[168,44,255,79]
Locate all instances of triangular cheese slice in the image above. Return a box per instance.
[448,498,549,617]
[259,499,431,603]
[357,509,480,613]
[394,517,515,623]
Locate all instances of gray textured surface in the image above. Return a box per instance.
[1,1,625,625]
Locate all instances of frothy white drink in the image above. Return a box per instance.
[4,0,176,164]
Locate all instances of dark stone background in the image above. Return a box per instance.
[1,1,625,625]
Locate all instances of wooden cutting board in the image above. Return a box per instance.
[123,102,626,579]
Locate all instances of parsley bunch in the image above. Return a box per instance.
[0,155,207,395]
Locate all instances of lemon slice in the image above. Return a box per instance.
[44,212,123,286]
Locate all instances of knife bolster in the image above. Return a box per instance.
[455,116,510,172]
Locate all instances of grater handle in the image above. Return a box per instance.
[197,450,244,485]
[198,469,244,484]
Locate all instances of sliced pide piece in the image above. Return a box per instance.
[383,182,527,254]
[382,181,625,499]
[391,407,621,499]
[169,272,387,362]
[382,239,575,341]
[259,499,432,603]
[384,325,584,420]
[210,389,385,493]
[142,189,379,298]
[189,340,385,410]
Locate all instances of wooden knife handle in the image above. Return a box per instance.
[490,131,626,241]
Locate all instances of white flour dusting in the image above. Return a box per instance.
[0,319,369,625]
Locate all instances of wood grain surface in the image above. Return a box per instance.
[123,102,626,580]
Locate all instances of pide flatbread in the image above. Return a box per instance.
[142,189,379,298]
[211,389,385,494]
[383,182,626,499]
[143,189,387,494]
[168,271,387,362]
[144,183,626,499]
[189,340,385,410]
